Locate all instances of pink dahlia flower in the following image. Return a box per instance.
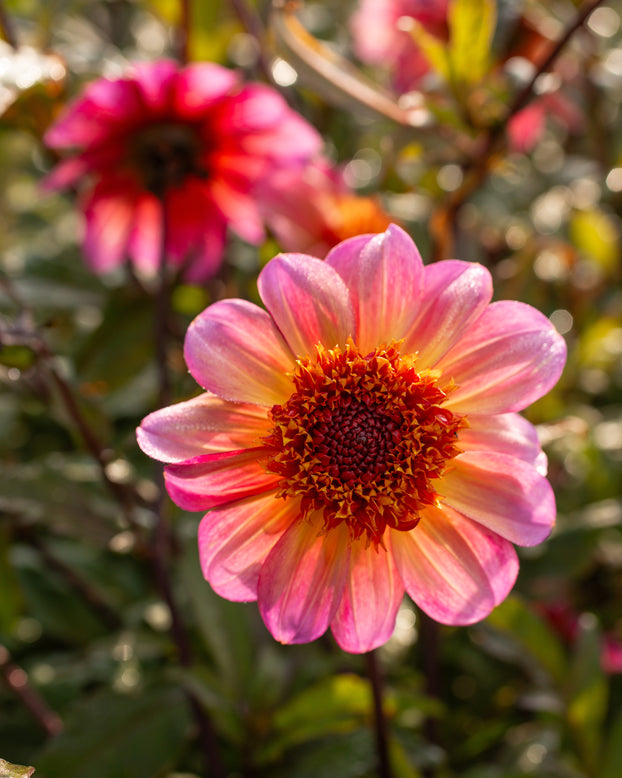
[43,60,321,281]
[137,225,566,652]
[258,159,394,257]
[350,0,448,94]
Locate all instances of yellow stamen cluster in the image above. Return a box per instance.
[264,340,466,546]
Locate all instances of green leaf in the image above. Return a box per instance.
[258,674,373,763]
[565,614,608,775]
[409,21,451,82]
[35,686,191,778]
[486,595,567,683]
[448,0,496,85]
[179,533,254,691]
[601,708,622,778]
[0,758,35,778]
[570,208,619,274]
[76,292,155,395]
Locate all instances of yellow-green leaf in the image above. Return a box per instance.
[448,0,497,85]
[409,20,451,82]
[570,208,619,273]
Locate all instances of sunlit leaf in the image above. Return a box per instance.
[409,22,450,82]
[570,208,619,274]
[448,0,496,85]
[258,673,375,763]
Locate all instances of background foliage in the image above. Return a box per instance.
[1,0,622,776]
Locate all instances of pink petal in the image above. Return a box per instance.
[208,178,265,244]
[439,301,567,414]
[164,178,227,277]
[82,178,138,272]
[258,515,351,644]
[392,503,518,625]
[403,260,493,367]
[184,299,296,405]
[232,87,322,159]
[126,192,162,275]
[40,156,91,191]
[460,412,547,475]
[137,392,271,462]
[325,224,424,353]
[131,60,178,112]
[173,62,239,119]
[331,537,404,653]
[199,490,296,601]
[440,451,556,546]
[257,254,355,358]
[164,447,278,511]
[44,77,143,149]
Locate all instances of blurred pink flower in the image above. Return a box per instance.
[508,93,584,153]
[351,0,448,93]
[43,60,321,281]
[258,159,394,256]
[138,225,566,652]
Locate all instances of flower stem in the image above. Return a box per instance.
[365,649,393,778]
[0,644,63,736]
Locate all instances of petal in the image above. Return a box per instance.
[82,178,138,272]
[331,536,404,653]
[258,515,351,644]
[460,412,548,475]
[439,301,567,414]
[173,62,239,119]
[440,451,556,546]
[208,178,265,244]
[392,503,519,625]
[403,260,493,367]
[131,60,178,112]
[164,448,279,511]
[40,156,91,191]
[137,393,271,462]
[257,254,355,358]
[126,192,162,275]
[165,178,227,278]
[325,224,424,353]
[44,76,143,149]
[184,299,296,405]
[230,85,322,159]
[199,490,296,601]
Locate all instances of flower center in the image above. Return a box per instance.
[133,123,207,196]
[264,340,466,546]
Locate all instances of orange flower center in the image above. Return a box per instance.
[133,123,206,196]
[264,340,466,546]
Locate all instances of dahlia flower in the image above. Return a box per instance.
[258,159,394,257]
[43,60,321,281]
[138,225,566,652]
[351,0,448,94]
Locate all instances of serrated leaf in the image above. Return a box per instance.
[448,0,496,85]
[486,595,567,683]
